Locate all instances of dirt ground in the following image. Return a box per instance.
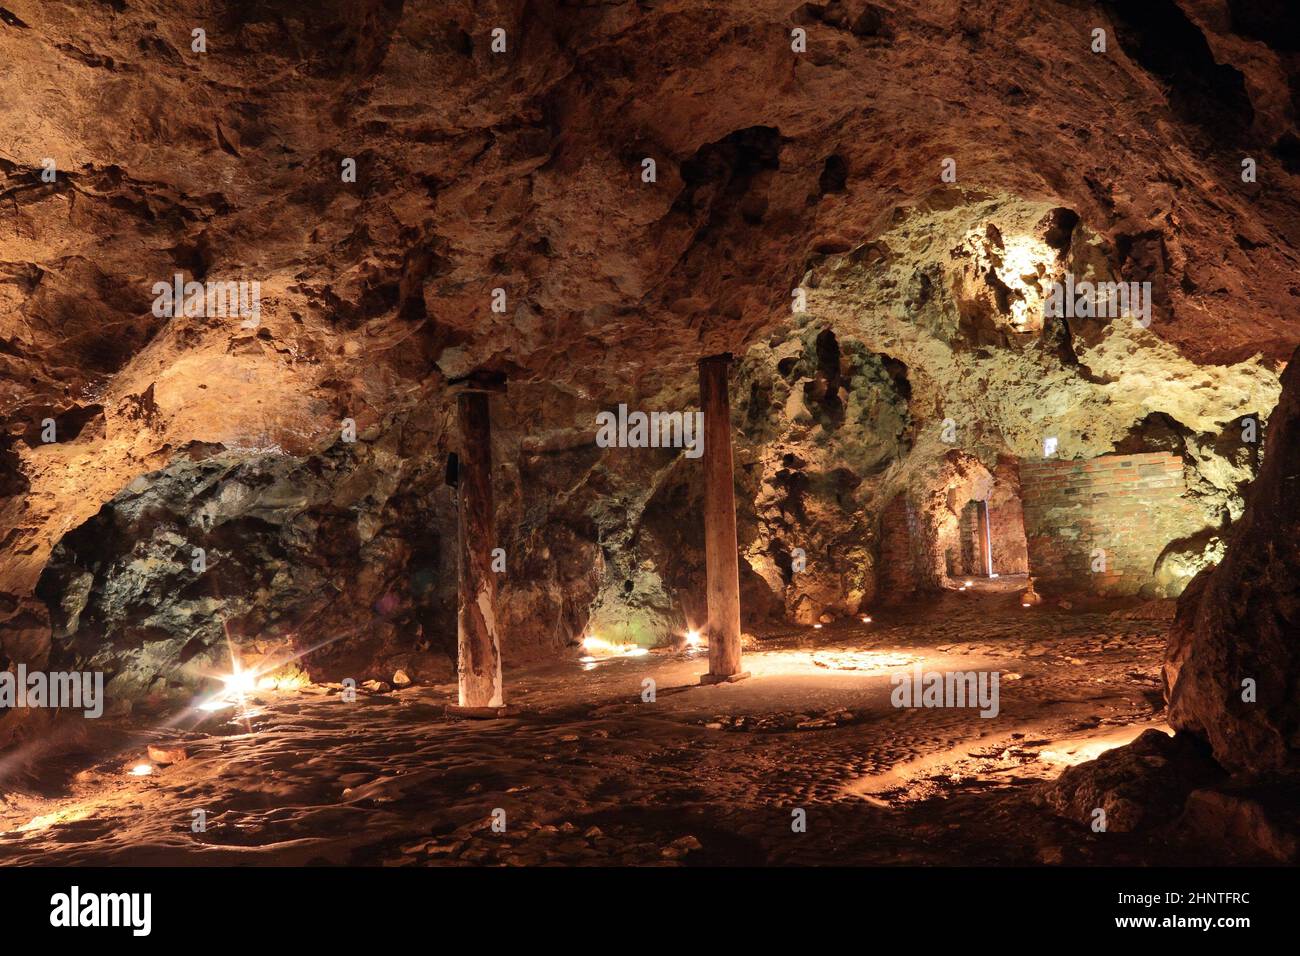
[0,583,1219,866]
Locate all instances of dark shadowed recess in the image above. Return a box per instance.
[1102,0,1254,146]
[218,0,407,77]
[1227,0,1300,52]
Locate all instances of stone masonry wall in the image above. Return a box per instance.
[1020,452,1194,596]
[988,459,1029,576]
[878,494,921,601]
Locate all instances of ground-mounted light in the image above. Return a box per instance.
[196,651,287,719]
[221,665,257,696]
[198,659,258,714]
[579,634,650,662]
[129,764,153,777]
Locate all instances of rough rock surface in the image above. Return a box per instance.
[3,1,1300,722]
[1039,727,1223,832]
[34,432,456,713]
[1164,345,1300,772]
[1180,775,1300,862]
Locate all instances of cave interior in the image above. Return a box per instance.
[2,0,1300,869]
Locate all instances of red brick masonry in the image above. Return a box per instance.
[1019,452,1196,595]
[879,494,921,600]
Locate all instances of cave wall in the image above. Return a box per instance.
[30,415,459,712]
[5,195,1281,705]
[1164,344,1300,772]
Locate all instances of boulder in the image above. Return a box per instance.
[1038,729,1224,832]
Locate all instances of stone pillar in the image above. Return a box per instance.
[450,374,507,713]
[981,499,995,577]
[698,354,747,684]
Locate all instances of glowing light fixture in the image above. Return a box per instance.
[129,764,153,777]
[685,629,702,648]
[222,664,257,696]
[197,654,262,716]
[580,635,650,660]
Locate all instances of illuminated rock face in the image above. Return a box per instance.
[2,1,1299,704]
[34,430,460,712]
[1040,728,1224,832]
[1164,346,1300,773]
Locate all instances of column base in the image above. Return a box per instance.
[444,704,514,719]
[699,671,750,686]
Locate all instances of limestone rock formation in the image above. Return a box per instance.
[1039,728,1224,832]
[34,423,458,712]
[1164,345,1300,773]
[1180,776,1300,862]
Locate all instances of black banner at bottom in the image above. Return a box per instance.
[0,865,1289,942]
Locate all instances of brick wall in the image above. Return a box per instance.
[878,494,920,601]
[948,464,1028,578]
[1020,452,1195,595]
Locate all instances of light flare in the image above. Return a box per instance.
[579,635,651,661]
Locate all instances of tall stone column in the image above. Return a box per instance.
[449,374,507,714]
[980,499,995,577]
[698,354,747,684]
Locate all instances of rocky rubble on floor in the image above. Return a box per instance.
[390,819,706,866]
[702,708,857,732]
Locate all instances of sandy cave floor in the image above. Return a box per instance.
[0,585,1215,866]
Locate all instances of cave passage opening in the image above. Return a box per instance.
[948,468,1030,586]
